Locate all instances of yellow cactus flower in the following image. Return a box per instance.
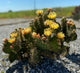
[49,22,59,29]
[36,10,43,15]
[70,22,74,26]
[10,33,17,38]
[44,20,53,26]
[57,32,65,39]
[44,28,52,36]
[24,27,32,34]
[32,32,37,38]
[8,38,15,43]
[48,12,56,19]
[44,31,52,36]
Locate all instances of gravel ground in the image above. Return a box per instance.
[0,18,80,73]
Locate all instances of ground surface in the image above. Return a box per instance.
[0,18,80,73]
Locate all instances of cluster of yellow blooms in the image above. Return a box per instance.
[22,27,32,35]
[36,10,43,15]
[8,27,32,44]
[36,10,56,19]
[57,32,65,39]
[44,28,65,39]
[44,20,59,29]
[44,28,52,36]
[8,10,65,43]
[44,20,59,37]
[43,10,60,37]
[10,33,17,38]
[8,33,17,43]
[48,12,56,19]
[43,10,64,39]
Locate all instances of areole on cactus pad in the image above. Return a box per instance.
[2,9,77,65]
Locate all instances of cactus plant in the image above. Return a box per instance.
[61,17,77,42]
[2,9,77,65]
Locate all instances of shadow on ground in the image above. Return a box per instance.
[66,53,80,65]
[6,53,80,73]
[6,58,70,73]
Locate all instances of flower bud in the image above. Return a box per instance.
[32,32,37,38]
[3,38,8,42]
[48,8,51,12]
[10,45,13,49]
[42,36,46,40]
[36,34,40,39]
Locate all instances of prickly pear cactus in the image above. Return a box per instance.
[61,17,77,42]
[2,9,77,65]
